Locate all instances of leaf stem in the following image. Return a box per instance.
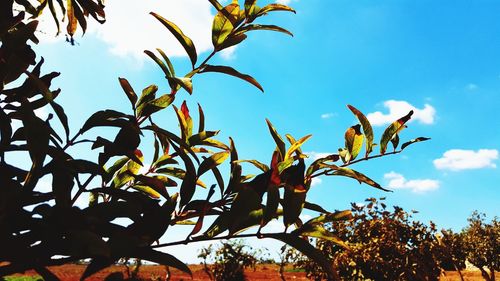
[151,232,276,249]
[341,150,402,167]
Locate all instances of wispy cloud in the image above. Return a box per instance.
[276,0,293,4]
[465,83,478,91]
[384,171,440,193]
[366,100,436,126]
[219,46,237,60]
[433,149,498,171]
[321,112,336,119]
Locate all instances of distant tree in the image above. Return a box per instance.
[198,240,258,281]
[296,198,442,281]
[436,229,467,281]
[0,0,430,280]
[462,212,499,281]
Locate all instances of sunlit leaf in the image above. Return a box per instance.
[66,0,78,36]
[197,151,229,177]
[345,124,364,161]
[380,110,413,154]
[150,12,197,67]
[212,3,239,50]
[265,119,286,159]
[136,84,158,108]
[331,167,391,192]
[390,133,400,151]
[285,134,312,161]
[144,50,171,78]
[294,224,348,249]
[238,24,293,37]
[257,4,296,16]
[234,159,269,172]
[347,105,374,156]
[137,94,175,118]
[200,65,263,92]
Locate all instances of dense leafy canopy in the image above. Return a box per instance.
[0,0,430,280]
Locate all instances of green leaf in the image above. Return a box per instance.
[150,12,197,67]
[144,125,200,163]
[104,156,129,183]
[303,201,329,213]
[234,159,269,172]
[344,124,364,161]
[401,137,431,150]
[268,233,337,280]
[331,167,391,192]
[238,24,293,37]
[265,119,286,159]
[168,76,193,94]
[380,110,413,154]
[118,77,138,107]
[156,48,175,77]
[304,210,352,225]
[197,151,230,177]
[347,105,374,156]
[200,65,263,92]
[212,3,239,50]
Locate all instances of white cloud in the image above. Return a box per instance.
[219,46,237,60]
[366,100,436,126]
[433,149,498,171]
[466,83,478,91]
[321,112,335,119]
[33,0,215,61]
[311,177,322,187]
[305,151,335,161]
[276,0,292,4]
[384,171,440,193]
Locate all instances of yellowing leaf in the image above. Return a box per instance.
[150,12,197,67]
[344,124,364,161]
[266,119,286,159]
[380,110,413,154]
[212,3,239,50]
[257,4,296,16]
[285,134,312,161]
[197,151,230,177]
[347,105,374,156]
[238,24,293,37]
[331,167,390,192]
[200,65,263,92]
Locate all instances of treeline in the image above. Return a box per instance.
[200,199,498,281]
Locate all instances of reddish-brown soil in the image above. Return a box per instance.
[3,264,499,281]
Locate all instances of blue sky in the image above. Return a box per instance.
[29,0,499,262]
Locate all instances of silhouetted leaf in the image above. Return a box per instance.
[50,101,70,140]
[401,137,431,150]
[118,77,138,107]
[144,50,171,78]
[136,84,158,108]
[169,141,197,207]
[390,133,400,151]
[268,233,336,279]
[150,12,197,67]
[200,65,263,92]
[137,94,175,118]
[81,110,131,133]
